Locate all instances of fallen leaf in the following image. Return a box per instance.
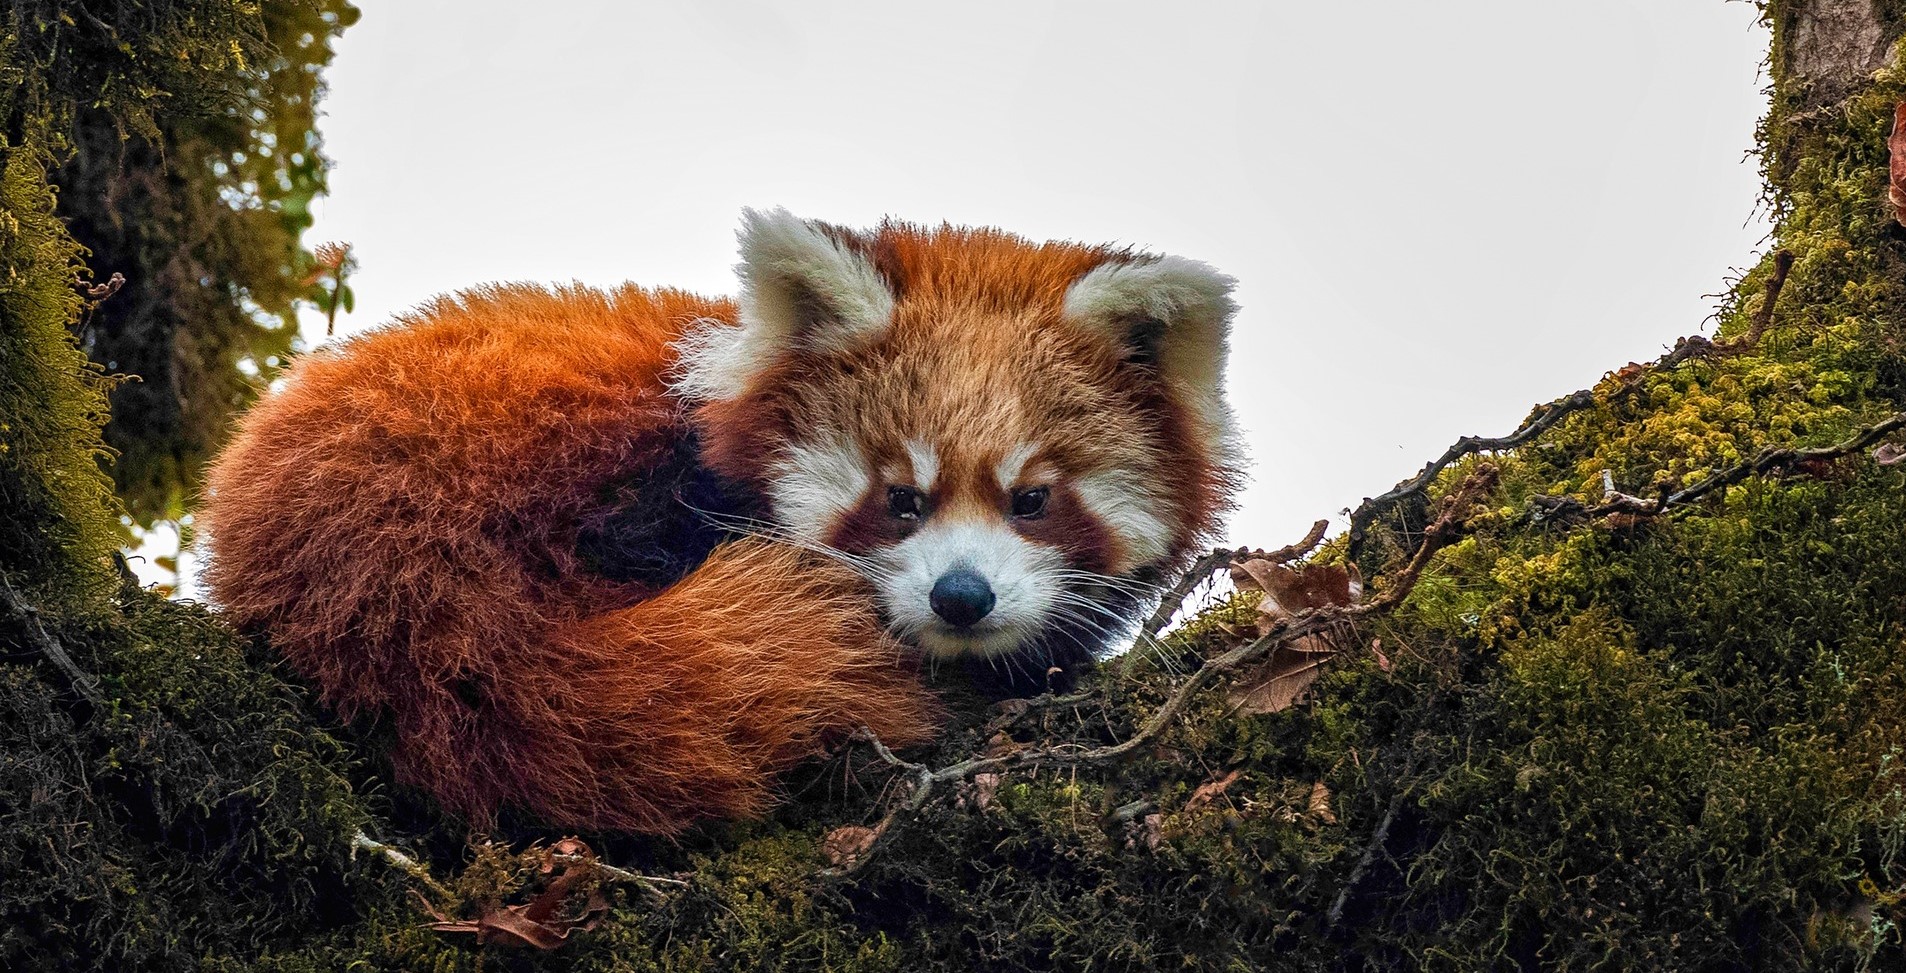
[973,773,1001,810]
[1307,781,1338,825]
[1891,103,1906,227]
[1875,442,1906,466]
[1233,561,1361,614]
[1228,645,1336,716]
[1370,637,1393,674]
[1186,769,1243,812]
[1224,560,1364,713]
[959,773,1002,811]
[421,838,609,951]
[984,732,1024,757]
[820,825,883,870]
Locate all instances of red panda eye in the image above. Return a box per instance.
[1011,487,1049,519]
[887,486,928,521]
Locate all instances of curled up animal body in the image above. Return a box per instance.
[202,210,1243,834]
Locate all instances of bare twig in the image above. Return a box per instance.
[1347,392,1592,559]
[1326,788,1403,931]
[1114,520,1330,681]
[1137,549,1240,647]
[549,854,688,888]
[352,830,684,905]
[1533,411,1906,525]
[352,831,454,901]
[1737,249,1795,350]
[1348,253,1794,559]
[1,575,104,704]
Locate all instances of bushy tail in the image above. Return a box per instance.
[198,284,941,833]
[400,539,941,833]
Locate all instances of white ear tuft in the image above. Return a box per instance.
[671,208,895,401]
[737,207,893,351]
[1062,255,1238,439]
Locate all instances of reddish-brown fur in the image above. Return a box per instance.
[202,283,940,834]
[698,222,1234,575]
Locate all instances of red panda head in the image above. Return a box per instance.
[677,209,1242,662]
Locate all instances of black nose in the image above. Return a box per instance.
[930,569,995,628]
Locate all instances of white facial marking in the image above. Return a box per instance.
[904,439,940,492]
[1073,470,1172,569]
[875,518,1065,658]
[994,442,1040,491]
[768,431,870,542]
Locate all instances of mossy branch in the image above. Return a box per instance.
[1346,251,1793,560]
[1346,392,1592,559]
[352,831,686,908]
[1533,409,1906,524]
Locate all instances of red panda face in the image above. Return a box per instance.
[678,210,1242,661]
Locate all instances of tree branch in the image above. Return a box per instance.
[1346,392,1592,559]
[1347,252,1794,559]
[1532,410,1906,524]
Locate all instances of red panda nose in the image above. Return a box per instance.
[930,569,996,628]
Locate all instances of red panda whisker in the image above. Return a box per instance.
[1046,568,1172,598]
[683,506,885,574]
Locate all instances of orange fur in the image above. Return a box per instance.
[201,283,940,834]
[204,215,1241,832]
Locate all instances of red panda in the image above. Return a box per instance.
[200,210,1241,834]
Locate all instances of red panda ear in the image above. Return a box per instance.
[1062,254,1238,438]
[672,208,894,402]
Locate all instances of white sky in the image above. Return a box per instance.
[294,0,1773,553]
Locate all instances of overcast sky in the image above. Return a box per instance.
[294,0,1773,553]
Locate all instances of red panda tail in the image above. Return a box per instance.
[388,538,941,834]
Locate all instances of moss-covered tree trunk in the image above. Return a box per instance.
[9,2,1906,971]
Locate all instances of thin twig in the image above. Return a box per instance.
[1326,788,1403,931]
[1737,249,1795,350]
[1532,410,1906,524]
[1347,254,1794,560]
[352,831,684,904]
[1,575,104,704]
[550,854,689,889]
[1347,392,1593,559]
[352,831,454,901]
[1114,520,1330,681]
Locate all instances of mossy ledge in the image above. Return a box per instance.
[9,2,1906,970]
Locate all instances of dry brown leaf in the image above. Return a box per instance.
[1891,103,1906,227]
[820,825,883,870]
[1875,442,1906,466]
[1229,646,1335,716]
[972,772,1001,810]
[1185,769,1243,812]
[421,838,609,950]
[1226,561,1366,714]
[1141,813,1163,851]
[984,732,1025,757]
[1370,637,1393,674]
[1234,561,1361,615]
[1307,781,1338,825]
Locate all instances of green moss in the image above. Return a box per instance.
[14,5,1906,972]
[0,144,121,591]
